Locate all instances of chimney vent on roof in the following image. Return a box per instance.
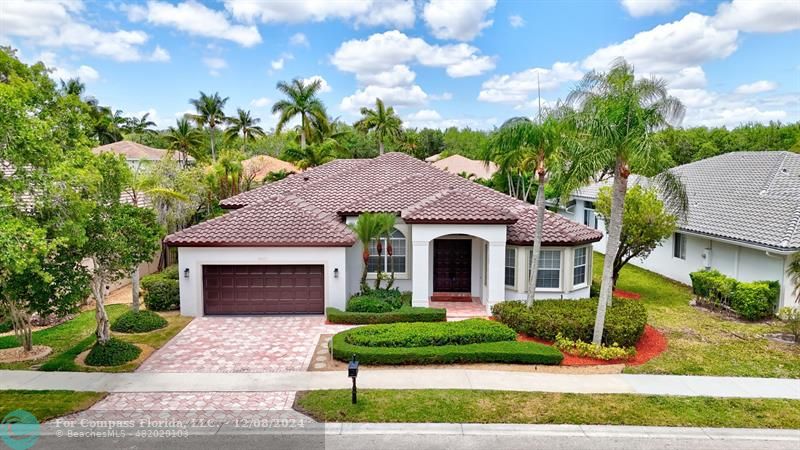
[303,175,310,181]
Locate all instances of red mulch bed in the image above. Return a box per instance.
[518,325,667,366]
[612,289,642,300]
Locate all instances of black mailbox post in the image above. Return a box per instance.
[348,355,359,404]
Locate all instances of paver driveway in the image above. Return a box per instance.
[138,315,351,373]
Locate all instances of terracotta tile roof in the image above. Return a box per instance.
[173,152,601,247]
[431,154,499,180]
[164,195,356,247]
[93,140,193,162]
[242,155,299,181]
[402,189,519,224]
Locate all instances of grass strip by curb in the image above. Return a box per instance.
[295,389,800,429]
[0,390,106,423]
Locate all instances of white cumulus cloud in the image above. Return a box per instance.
[423,0,496,41]
[713,0,800,33]
[250,97,272,108]
[340,85,428,114]
[289,32,309,47]
[224,0,415,28]
[303,75,332,92]
[620,0,680,17]
[508,15,525,28]
[478,62,584,104]
[734,80,778,94]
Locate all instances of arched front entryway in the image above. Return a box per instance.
[410,224,508,313]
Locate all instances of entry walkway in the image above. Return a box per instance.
[2,370,798,399]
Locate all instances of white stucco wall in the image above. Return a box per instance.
[504,244,593,301]
[177,246,348,316]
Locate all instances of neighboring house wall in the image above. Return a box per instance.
[177,246,348,317]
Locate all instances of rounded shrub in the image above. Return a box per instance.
[344,318,517,348]
[730,281,778,321]
[0,319,11,334]
[141,272,179,311]
[492,298,647,347]
[347,296,394,313]
[84,338,142,366]
[111,310,168,333]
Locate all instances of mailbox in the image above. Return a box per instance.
[348,355,359,378]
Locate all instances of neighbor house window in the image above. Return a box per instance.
[367,229,407,273]
[583,201,598,229]
[530,249,561,289]
[573,247,587,286]
[673,233,686,260]
[505,248,516,287]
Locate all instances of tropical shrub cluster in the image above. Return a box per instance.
[111,310,168,333]
[84,338,141,366]
[141,266,180,311]
[554,333,636,360]
[690,270,779,320]
[331,319,562,365]
[346,289,409,313]
[778,307,800,343]
[491,299,647,347]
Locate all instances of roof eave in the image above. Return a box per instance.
[164,240,356,248]
[403,218,518,225]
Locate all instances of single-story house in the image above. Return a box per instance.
[165,152,602,316]
[93,140,194,170]
[559,151,800,309]
[241,155,298,182]
[428,154,499,181]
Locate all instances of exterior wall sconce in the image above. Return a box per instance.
[334,268,339,278]
[184,268,190,279]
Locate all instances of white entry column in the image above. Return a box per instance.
[411,240,431,307]
[486,241,507,312]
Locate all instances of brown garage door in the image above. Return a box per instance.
[202,265,324,315]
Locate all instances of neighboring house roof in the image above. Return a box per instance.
[168,152,601,248]
[571,174,645,200]
[571,151,800,252]
[431,154,499,180]
[242,155,298,181]
[92,140,194,163]
[425,153,443,162]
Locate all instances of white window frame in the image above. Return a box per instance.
[366,228,408,278]
[573,246,588,287]
[583,201,598,229]
[673,232,687,260]
[505,247,516,288]
[529,249,562,291]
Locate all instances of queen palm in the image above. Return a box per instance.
[225,108,266,149]
[354,98,403,155]
[272,78,328,148]
[189,91,228,161]
[567,58,686,345]
[164,118,203,166]
[350,214,383,293]
[283,140,336,169]
[487,112,576,304]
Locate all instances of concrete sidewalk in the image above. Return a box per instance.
[2,369,799,399]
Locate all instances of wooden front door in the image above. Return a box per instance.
[433,239,472,292]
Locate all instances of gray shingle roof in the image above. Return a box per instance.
[572,151,800,251]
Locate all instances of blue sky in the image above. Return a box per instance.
[2,0,798,130]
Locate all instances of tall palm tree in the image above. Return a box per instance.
[60,78,85,96]
[225,108,266,149]
[188,91,228,161]
[487,113,576,304]
[127,112,157,136]
[349,213,383,293]
[283,140,335,169]
[164,118,203,166]
[567,58,686,345]
[272,78,328,148]
[354,98,403,155]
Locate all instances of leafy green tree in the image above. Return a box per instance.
[354,98,403,155]
[272,78,327,148]
[443,127,490,159]
[596,185,677,286]
[283,140,335,169]
[264,169,293,183]
[567,58,686,344]
[165,117,204,166]
[225,108,266,149]
[189,91,228,161]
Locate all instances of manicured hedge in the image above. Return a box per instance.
[492,299,647,347]
[690,269,778,320]
[84,338,141,366]
[347,296,395,313]
[0,319,11,334]
[343,319,517,348]
[331,330,563,365]
[326,307,446,324]
[111,310,168,333]
[141,266,180,311]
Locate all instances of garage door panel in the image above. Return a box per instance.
[203,264,324,315]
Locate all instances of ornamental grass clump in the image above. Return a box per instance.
[554,333,636,360]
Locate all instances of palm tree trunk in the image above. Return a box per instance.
[527,172,546,304]
[379,140,385,155]
[131,267,140,313]
[300,131,307,149]
[210,125,217,161]
[91,276,111,345]
[592,159,629,345]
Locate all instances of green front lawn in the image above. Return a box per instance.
[0,305,190,372]
[594,253,800,378]
[295,389,800,429]
[0,390,106,422]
